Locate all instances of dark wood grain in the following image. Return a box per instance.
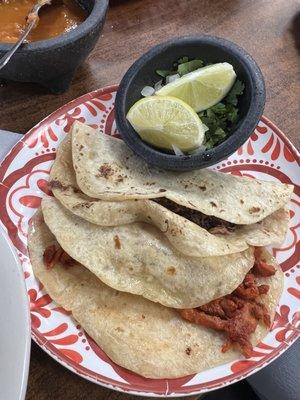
[0,1,298,399]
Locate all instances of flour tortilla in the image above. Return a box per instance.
[50,134,246,257]
[28,214,283,379]
[42,197,255,308]
[50,135,290,257]
[71,122,293,225]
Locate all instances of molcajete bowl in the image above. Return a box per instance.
[0,0,108,93]
[115,35,266,171]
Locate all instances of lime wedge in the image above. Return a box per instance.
[126,96,205,151]
[156,62,236,112]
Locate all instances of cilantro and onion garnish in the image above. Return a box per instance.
[126,57,244,154]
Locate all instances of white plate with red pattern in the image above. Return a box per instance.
[0,85,299,397]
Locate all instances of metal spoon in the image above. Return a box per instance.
[0,0,52,71]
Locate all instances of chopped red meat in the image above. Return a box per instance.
[43,244,77,269]
[153,197,236,233]
[178,251,276,357]
[253,260,276,277]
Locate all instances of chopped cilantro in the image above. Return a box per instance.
[155,57,204,79]
[156,69,172,78]
[204,127,227,149]
[177,56,189,64]
[199,80,245,149]
[225,80,245,106]
[177,59,204,76]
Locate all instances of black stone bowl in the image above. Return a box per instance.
[115,35,266,171]
[0,0,108,93]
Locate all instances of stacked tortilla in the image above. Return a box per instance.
[28,122,293,378]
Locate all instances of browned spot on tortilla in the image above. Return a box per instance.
[170,226,183,235]
[141,315,145,319]
[114,235,121,249]
[79,144,84,151]
[49,180,65,190]
[249,207,261,214]
[185,346,192,355]
[117,175,124,182]
[162,219,169,233]
[199,186,206,191]
[210,201,217,207]
[49,180,80,193]
[184,184,189,189]
[97,163,114,179]
[115,327,124,332]
[73,202,92,210]
[159,189,167,192]
[167,266,176,275]
[240,199,244,204]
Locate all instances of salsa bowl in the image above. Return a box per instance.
[0,0,108,93]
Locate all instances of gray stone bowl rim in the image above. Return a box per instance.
[0,0,108,52]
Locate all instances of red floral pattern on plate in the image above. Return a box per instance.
[0,85,299,397]
[29,285,52,328]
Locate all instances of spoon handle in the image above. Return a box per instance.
[0,1,51,71]
[0,19,37,71]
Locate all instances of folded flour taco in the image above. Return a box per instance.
[71,122,292,225]
[28,212,284,378]
[49,123,291,257]
[42,197,254,309]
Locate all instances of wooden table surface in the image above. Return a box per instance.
[0,0,299,399]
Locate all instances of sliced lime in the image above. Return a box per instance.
[156,62,236,112]
[126,96,205,152]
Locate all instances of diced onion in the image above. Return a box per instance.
[141,86,155,97]
[189,145,206,155]
[166,73,180,84]
[154,79,163,91]
[202,123,209,133]
[172,144,185,156]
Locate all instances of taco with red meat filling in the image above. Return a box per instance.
[28,211,283,379]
